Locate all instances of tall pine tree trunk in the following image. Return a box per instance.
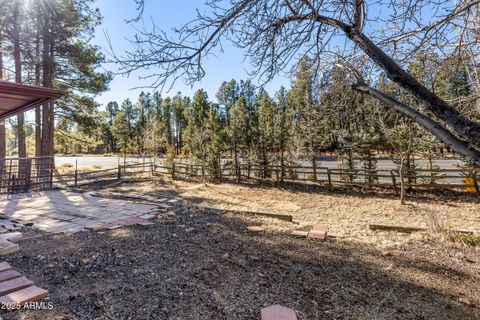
[41,16,54,162]
[35,27,42,157]
[13,3,26,158]
[0,31,6,159]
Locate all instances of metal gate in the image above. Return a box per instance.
[0,157,53,194]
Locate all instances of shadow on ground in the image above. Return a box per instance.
[1,204,479,320]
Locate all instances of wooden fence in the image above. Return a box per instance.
[152,160,480,196]
[52,161,150,188]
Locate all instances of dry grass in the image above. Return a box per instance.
[100,176,480,248]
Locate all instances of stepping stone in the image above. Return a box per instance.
[0,286,48,309]
[0,269,21,282]
[0,262,12,273]
[307,230,326,240]
[0,232,22,241]
[0,277,33,296]
[246,226,265,233]
[291,230,309,237]
[261,304,298,320]
[0,240,19,255]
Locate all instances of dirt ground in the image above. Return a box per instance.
[102,176,480,247]
[1,177,480,319]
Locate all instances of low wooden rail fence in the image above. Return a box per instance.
[53,162,150,188]
[152,160,480,196]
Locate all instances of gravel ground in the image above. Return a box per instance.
[1,205,479,320]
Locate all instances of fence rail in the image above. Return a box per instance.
[152,160,480,196]
[3,156,477,196]
[52,161,150,188]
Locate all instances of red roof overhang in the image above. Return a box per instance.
[0,80,63,120]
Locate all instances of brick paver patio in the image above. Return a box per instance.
[0,190,161,235]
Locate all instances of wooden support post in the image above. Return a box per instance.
[171,162,176,179]
[327,168,332,190]
[390,170,398,195]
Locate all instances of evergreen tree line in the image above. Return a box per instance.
[87,54,478,179]
[0,0,110,158]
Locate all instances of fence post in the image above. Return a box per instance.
[25,158,32,192]
[473,172,480,196]
[237,164,241,183]
[390,170,398,196]
[327,168,332,190]
[117,161,122,180]
[74,159,78,187]
[172,162,176,179]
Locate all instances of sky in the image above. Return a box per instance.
[92,0,291,108]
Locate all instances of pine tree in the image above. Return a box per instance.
[274,86,291,182]
[204,103,225,178]
[171,93,187,155]
[256,90,276,178]
[229,96,249,174]
[289,58,322,180]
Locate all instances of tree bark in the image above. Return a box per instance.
[12,3,26,158]
[0,30,6,159]
[353,83,480,165]
[41,16,54,161]
[399,153,407,204]
[35,26,42,157]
